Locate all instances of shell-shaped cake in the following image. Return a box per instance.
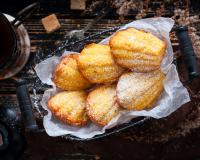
[109,28,166,72]
[117,70,165,110]
[86,85,120,126]
[48,91,88,126]
[77,43,124,84]
[53,54,92,90]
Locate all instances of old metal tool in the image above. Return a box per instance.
[175,25,199,81]
[66,8,109,40]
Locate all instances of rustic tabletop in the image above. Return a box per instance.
[0,0,200,159]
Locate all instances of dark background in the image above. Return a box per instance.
[0,0,200,160]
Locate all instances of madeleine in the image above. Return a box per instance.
[53,54,92,90]
[48,91,88,126]
[110,28,166,72]
[77,43,124,84]
[117,70,165,110]
[86,85,120,126]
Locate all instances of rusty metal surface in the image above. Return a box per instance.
[0,0,200,159]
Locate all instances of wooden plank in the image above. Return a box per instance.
[0,2,199,160]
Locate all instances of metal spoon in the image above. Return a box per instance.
[62,7,110,44]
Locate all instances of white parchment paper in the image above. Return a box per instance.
[35,17,190,139]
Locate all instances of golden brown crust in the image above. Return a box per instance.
[48,91,88,126]
[109,28,167,72]
[86,85,120,126]
[77,43,125,84]
[53,54,92,91]
[116,70,165,110]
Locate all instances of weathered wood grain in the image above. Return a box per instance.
[0,1,200,159]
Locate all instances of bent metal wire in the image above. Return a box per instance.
[35,24,197,141]
[50,26,150,141]
[64,117,150,141]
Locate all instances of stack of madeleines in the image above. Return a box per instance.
[48,27,166,127]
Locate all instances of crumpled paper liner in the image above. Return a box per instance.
[35,17,190,139]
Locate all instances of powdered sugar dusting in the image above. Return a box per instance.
[35,17,190,139]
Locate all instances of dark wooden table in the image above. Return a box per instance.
[0,1,200,159]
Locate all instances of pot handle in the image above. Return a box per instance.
[175,26,199,80]
[16,80,38,132]
[12,2,40,27]
[0,123,9,151]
